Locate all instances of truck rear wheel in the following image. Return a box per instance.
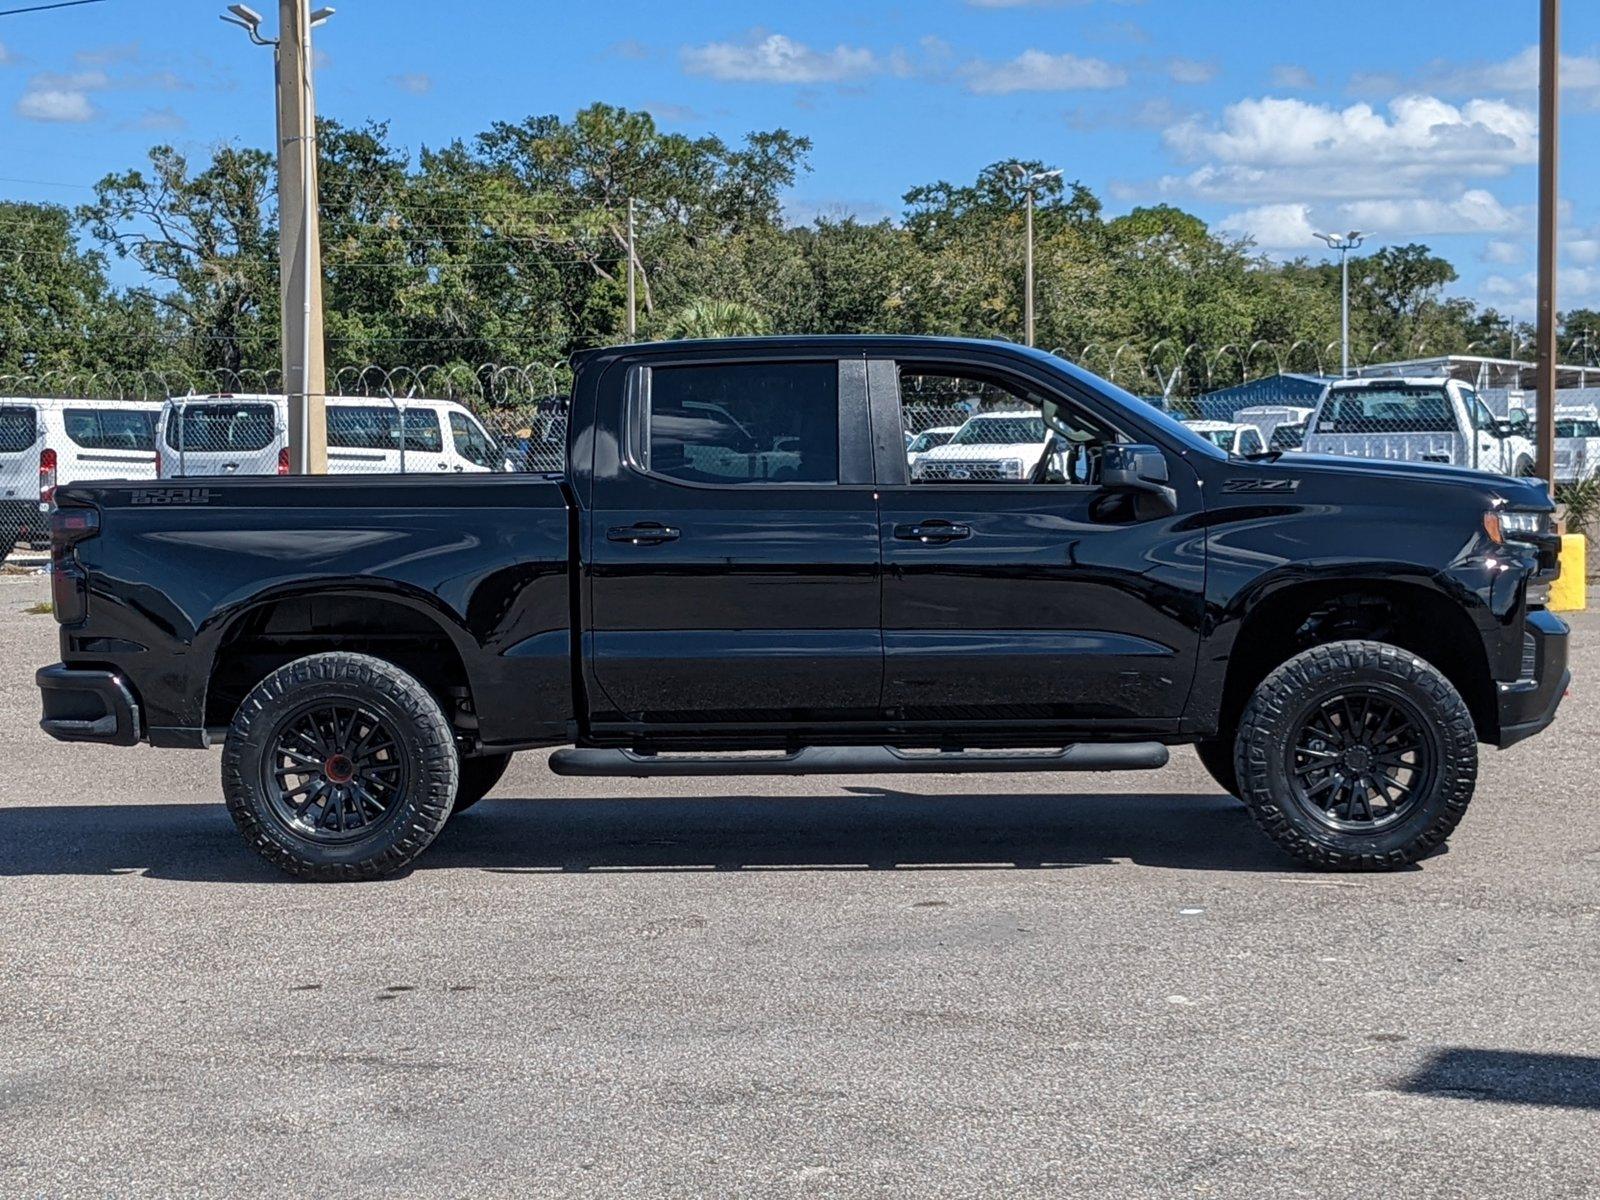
[221,653,459,881]
[450,752,513,815]
[1234,640,1478,871]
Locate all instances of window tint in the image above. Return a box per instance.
[448,411,498,468]
[900,365,1117,485]
[646,362,838,485]
[0,406,37,454]
[166,404,277,452]
[327,406,443,452]
[1317,387,1455,433]
[1557,419,1600,438]
[63,408,157,452]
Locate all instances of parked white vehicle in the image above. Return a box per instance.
[0,397,162,546]
[1555,404,1600,483]
[1183,420,1266,456]
[905,425,961,469]
[156,395,512,478]
[1233,405,1314,445]
[1303,377,1537,477]
[911,412,1067,482]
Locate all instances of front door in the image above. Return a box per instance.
[876,356,1206,730]
[586,355,882,729]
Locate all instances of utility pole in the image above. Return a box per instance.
[1007,165,1061,348]
[221,3,332,473]
[626,197,637,341]
[1536,0,1560,497]
[276,0,328,474]
[1314,231,1366,378]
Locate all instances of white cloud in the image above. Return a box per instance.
[1215,202,1317,249]
[683,34,877,85]
[16,88,95,122]
[1339,190,1523,236]
[134,105,186,132]
[1166,57,1215,86]
[390,72,433,95]
[1270,64,1316,90]
[1568,228,1600,267]
[0,41,16,67]
[1484,240,1525,266]
[1163,94,1536,201]
[1424,46,1600,102]
[962,49,1127,94]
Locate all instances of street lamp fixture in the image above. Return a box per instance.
[221,4,276,44]
[1009,164,1062,347]
[1314,230,1366,378]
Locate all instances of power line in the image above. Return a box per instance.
[0,0,108,16]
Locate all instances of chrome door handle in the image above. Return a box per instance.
[893,521,972,544]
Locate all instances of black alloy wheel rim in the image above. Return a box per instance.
[262,701,409,842]
[1285,687,1436,833]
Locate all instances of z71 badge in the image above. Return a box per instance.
[130,487,215,506]
[1221,478,1299,494]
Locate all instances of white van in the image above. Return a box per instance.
[0,397,162,547]
[1555,405,1600,483]
[156,395,512,478]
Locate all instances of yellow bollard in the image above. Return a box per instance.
[1550,534,1587,613]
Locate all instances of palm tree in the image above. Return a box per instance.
[657,298,769,341]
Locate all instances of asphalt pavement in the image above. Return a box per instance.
[1,572,1596,1199]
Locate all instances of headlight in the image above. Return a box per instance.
[998,458,1023,478]
[1484,509,1550,544]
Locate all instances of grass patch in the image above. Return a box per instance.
[23,601,52,616]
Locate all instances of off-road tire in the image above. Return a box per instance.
[1235,639,1478,871]
[450,752,513,815]
[1194,735,1240,798]
[222,652,458,880]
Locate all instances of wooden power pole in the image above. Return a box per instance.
[1536,0,1559,496]
[276,0,327,474]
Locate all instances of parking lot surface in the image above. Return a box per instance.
[0,572,1596,1199]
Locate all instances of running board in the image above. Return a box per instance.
[548,744,1168,778]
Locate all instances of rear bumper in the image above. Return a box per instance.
[1495,609,1570,749]
[37,664,143,746]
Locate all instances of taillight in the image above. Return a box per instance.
[50,505,99,625]
[39,447,57,505]
[277,446,291,475]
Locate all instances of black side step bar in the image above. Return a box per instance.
[548,744,1169,779]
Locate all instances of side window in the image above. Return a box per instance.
[644,362,839,485]
[327,407,444,453]
[63,408,157,451]
[448,411,498,468]
[0,407,37,453]
[1239,428,1264,456]
[898,365,1118,485]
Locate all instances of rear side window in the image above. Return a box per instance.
[166,404,277,452]
[0,407,37,454]
[327,406,443,452]
[64,408,157,452]
[1317,387,1455,434]
[644,362,839,485]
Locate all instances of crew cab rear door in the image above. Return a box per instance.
[872,353,1205,726]
[584,353,882,727]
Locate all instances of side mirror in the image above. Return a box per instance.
[1102,443,1177,512]
[1492,419,1514,438]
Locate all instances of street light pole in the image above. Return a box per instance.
[221,2,333,474]
[1314,231,1366,378]
[1535,0,1560,496]
[1008,164,1062,348]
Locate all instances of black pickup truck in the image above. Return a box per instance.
[37,337,1569,879]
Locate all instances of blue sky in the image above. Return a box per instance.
[2,0,1598,318]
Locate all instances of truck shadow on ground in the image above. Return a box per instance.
[0,789,1375,882]
[1398,1049,1600,1110]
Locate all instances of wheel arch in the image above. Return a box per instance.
[1216,575,1497,743]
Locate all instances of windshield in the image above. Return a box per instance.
[908,430,954,453]
[1196,428,1237,451]
[1557,419,1600,438]
[1317,385,1455,433]
[950,416,1045,445]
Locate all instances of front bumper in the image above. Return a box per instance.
[1495,609,1570,748]
[37,664,143,746]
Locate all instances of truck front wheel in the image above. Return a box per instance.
[1234,640,1478,871]
[221,653,459,880]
